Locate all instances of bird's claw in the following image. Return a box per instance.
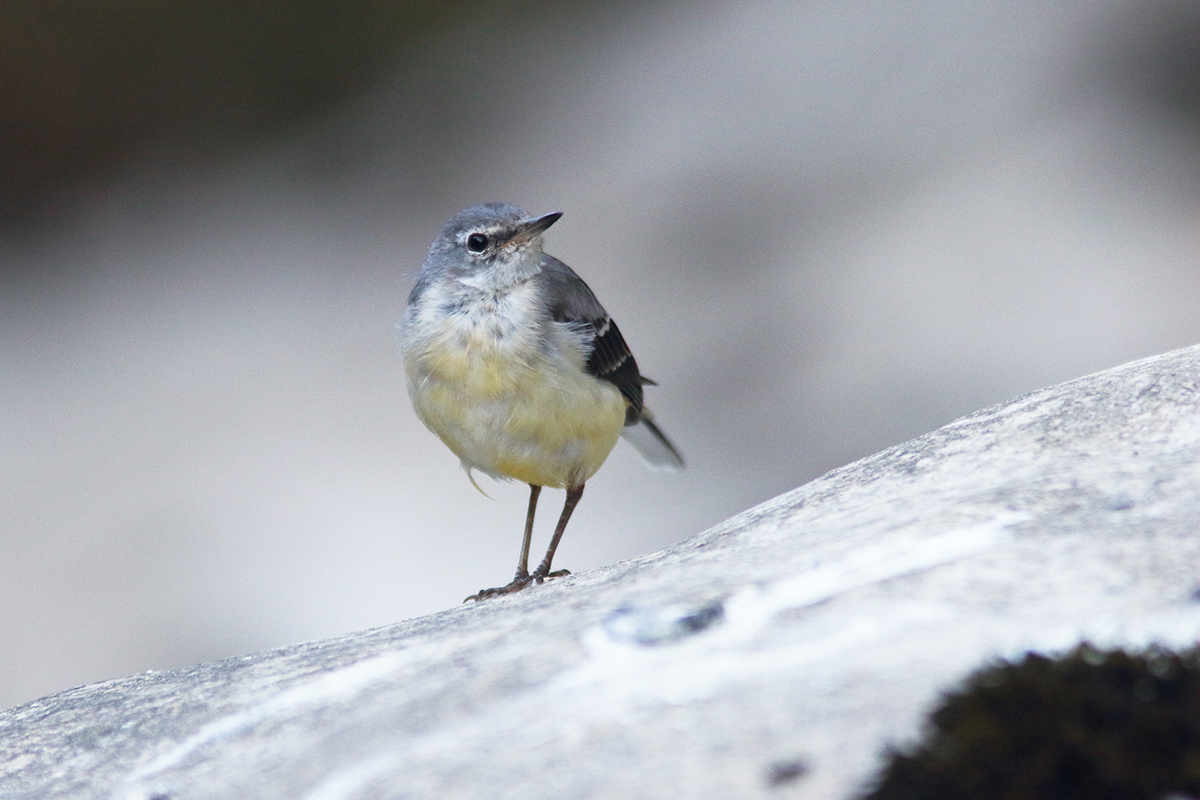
[464,577,530,603]
[532,568,571,584]
[464,568,571,602]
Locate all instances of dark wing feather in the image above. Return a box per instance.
[539,256,644,424]
[585,318,644,424]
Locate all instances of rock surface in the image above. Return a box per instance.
[2,345,1199,800]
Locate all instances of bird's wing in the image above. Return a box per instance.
[539,256,644,424]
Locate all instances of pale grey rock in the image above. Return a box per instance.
[2,344,1199,800]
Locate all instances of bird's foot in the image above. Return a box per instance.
[464,568,571,602]
[463,578,530,604]
[532,568,571,584]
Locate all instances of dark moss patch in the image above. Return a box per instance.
[862,643,1200,800]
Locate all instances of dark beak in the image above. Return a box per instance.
[510,211,562,243]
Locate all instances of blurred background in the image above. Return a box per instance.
[1,0,1198,709]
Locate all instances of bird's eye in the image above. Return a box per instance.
[466,233,489,253]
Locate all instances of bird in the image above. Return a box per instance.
[400,203,683,601]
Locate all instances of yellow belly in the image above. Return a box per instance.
[407,328,626,489]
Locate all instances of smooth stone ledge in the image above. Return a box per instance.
[3,345,1199,800]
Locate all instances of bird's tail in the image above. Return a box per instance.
[621,408,684,471]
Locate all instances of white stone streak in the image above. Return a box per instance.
[561,517,1024,708]
[114,652,410,800]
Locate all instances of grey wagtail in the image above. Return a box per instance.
[400,203,683,601]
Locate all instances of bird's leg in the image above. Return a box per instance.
[464,484,541,602]
[514,484,539,582]
[531,484,584,582]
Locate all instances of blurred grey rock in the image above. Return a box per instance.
[2,344,1198,800]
